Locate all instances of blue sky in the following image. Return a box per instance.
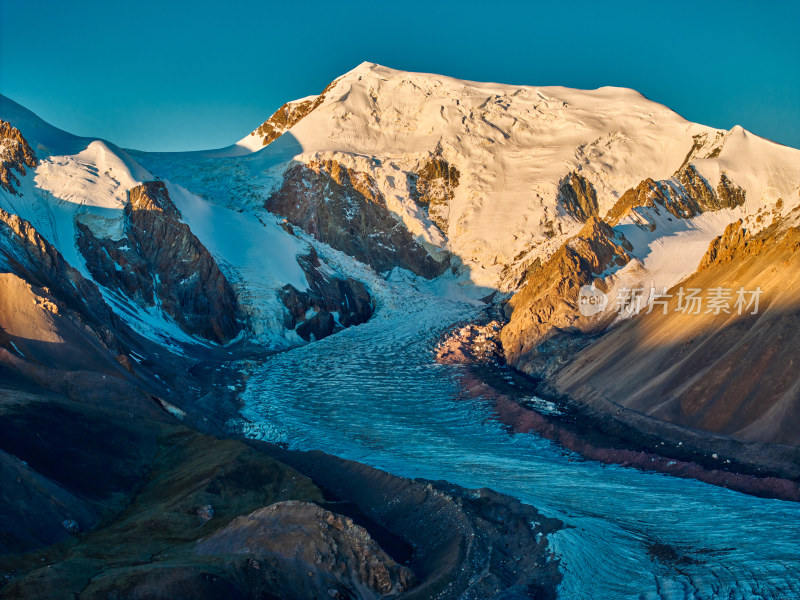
[1,0,798,151]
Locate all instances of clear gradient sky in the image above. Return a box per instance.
[1,0,798,152]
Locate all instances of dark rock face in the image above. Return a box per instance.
[558,171,598,222]
[675,163,719,210]
[501,217,632,370]
[279,249,373,342]
[408,153,460,231]
[605,165,746,226]
[717,172,747,208]
[266,159,449,278]
[77,181,242,344]
[0,120,38,195]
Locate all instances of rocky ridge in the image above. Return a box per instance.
[195,500,415,598]
[0,120,37,195]
[605,164,747,226]
[408,150,460,232]
[500,217,633,370]
[249,76,342,147]
[77,181,242,344]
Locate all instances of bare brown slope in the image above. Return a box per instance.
[546,213,800,445]
[0,207,127,359]
[0,273,126,374]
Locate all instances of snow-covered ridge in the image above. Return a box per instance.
[2,63,800,350]
[0,94,315,349]
[139,62,800,292]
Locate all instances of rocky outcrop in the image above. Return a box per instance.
[501,217,632,371]
[697,219,751,269]
[251,98,323,147]
[716,172,747,208]
[408,152,460,231]
[270,448,563,600]
[675,163,719,209]
[266,159,449,278]
[78,181,242,344]
[250,77,340,146]
[558,171,598,222]
[0,120,37,195]
[605,165,746,226]
[279,248,373,342]
[435,321,504,365]
[195,501,415,598]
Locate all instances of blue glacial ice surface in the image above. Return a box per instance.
[241,278,800,600]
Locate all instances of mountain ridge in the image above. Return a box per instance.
[3,64,800,348]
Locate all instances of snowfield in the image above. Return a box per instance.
[137,63,800,294]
